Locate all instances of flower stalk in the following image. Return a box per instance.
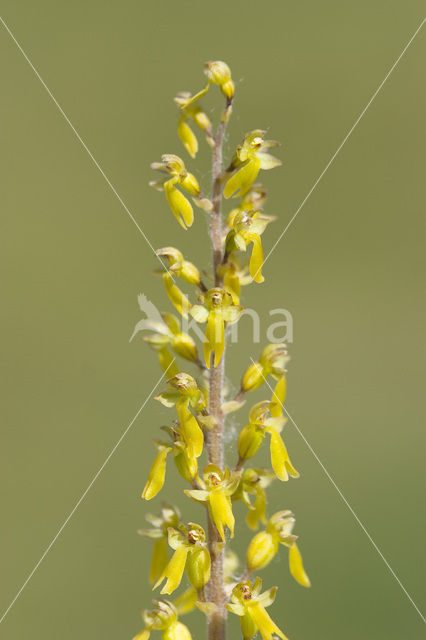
[205,96,231,640]
[131,60,310,640]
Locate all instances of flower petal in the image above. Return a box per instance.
[249,233,264,283]
[248,602,289,640]
[163,273,191,318]
[209,490,235,541]
[224,158,261,199]
[149,537,169,584]
[258,152,282,170]
[268,428,299,482]
[177,118,198,158]
[157,545,189,595]
[164,180,194,228]
[270,376,286,417]
[142,446,172,500]
[204,310,225,368]
[289,542,311,587]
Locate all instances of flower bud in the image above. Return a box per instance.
[186,547,211,589]
[171,334,198,363]
[247,530,278,571]
[221,79,235,100]
[241,361,264,392]
[163,621,192,640]
[193,109,212,133]
[181,172,200,196]
[164,181,194,230]
[180,260,200,285]
[177,119,198,158]
[240,613,257,640]
[174,447,197,482]
[204,60,231,85]
[238,423,265,461]
[204,60,234,100]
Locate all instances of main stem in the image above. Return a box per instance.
[207,105,231,640]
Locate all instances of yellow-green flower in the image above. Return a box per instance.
[190,288,242,368]
[155,373,206,413]
[160,423,198,482]
[226,186,268,229]
[134,599,192,640]
[225,210,275,283]
[174,92,214,158]
[150,154,205,229]
[138,505,181,584]
[155,405,204,482]
[142,443,172,501]
[185,465,240,542]
[246,510,310,586]
[227,578,289,640]
[241,343,289,393]
[246,510,295,570]
[156,247,201,287]
[238,401,299,482]
[217,257,252,304]
[176,399,204,464]
[154,523,210,594]
[224,130,281,199]
[154,374,205,474]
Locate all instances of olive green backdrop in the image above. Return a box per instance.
[1,2,425,639]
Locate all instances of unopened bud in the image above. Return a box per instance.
[238,423,265,460]
[193,109,212,133]
[181,172,200,196]
[186,547,211,589]
[221,79,235,100]
[174,448,197,482]
[241,361,264,392]
[172,334,198,363]
[204,60,231,85]
[180,260,200,285]
[204,60,234,100]
[247,530,278,571]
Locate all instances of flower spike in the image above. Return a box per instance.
[131,58,311,640]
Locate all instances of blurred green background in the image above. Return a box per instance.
[1,2,425,639]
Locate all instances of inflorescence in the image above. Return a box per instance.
[131,60,310,640]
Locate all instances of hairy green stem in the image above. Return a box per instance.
[206,104,231,640]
